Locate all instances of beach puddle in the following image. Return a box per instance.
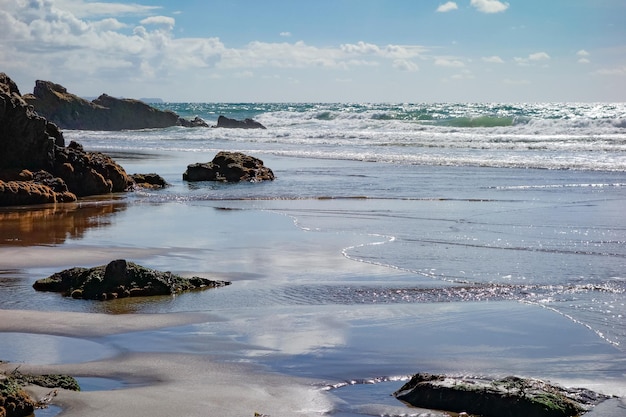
[35,405,62,417]
[0,332,117,365]
[325,377,447,417]
[75,376,130,391]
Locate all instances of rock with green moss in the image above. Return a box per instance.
[9,371,80,392]
[0,376,36,417]
[33,259,230,301]
[394,373,612,417]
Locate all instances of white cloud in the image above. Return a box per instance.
[435,57,465,68]
[514,52,550,66]
[383,44,427,59]
[482,55,505,64]
[576,50,590,64]
[280,32,292,37]
[54,0,161,18]
[92,18,127,31]
[529,52,550,61]
[140,16,175,30]
[437,2,458,13]
[341,41,381,55]
[393,59,419,72]
[470,0,509,14]
[451,70,474,80]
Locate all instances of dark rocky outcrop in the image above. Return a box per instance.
[214,115,266,129]
[53,141,132,197]
[0,74,63,172]
[23,80,208,131]
[394,373,612,417]
[183,151,275,182]
[179,116,210,128]
[1,73,156,206]
[33,259,230,301]
[130,173,169,189]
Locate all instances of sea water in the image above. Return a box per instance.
[1,102,626,415]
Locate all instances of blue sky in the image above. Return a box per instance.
[1,0,624,102]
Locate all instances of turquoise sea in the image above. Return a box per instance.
[1,102,626,416]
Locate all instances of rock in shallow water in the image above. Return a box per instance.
[393,373,613,417]
[32,259,230,301]
[213,115,266,129]
[183,151,275,183]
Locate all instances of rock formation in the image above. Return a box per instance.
[1,73,161,206]
[130,173,169,189]
[0,368,81,417]
[393,373,612,417]
[23,80,208,130]
[33,259,230,301]
[0,376,36,417]
[183,151,275,182]
[179,116,209,128]
[0,74,63,172]
[214,115,266,129]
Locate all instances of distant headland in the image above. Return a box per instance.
[23,80,207,131]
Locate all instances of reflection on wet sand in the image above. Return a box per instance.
[0,199,127,246]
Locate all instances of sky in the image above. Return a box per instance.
[1,0,625,102]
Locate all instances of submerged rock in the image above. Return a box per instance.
[214,115,266,129]
[33,259,230,301]
[183,151,275,182]
[394,373,612,417]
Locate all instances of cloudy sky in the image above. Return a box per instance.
[1,0,625,102]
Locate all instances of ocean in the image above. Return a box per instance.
[1,102,625,416]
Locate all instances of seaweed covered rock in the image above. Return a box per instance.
[33,259,230,300]
[9,371,80,392]
[183,151,275,182]
[0,376,36,417]
[393,373,612,417]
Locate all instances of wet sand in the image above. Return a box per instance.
[0,309,334,417]
[1,300,625,416]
